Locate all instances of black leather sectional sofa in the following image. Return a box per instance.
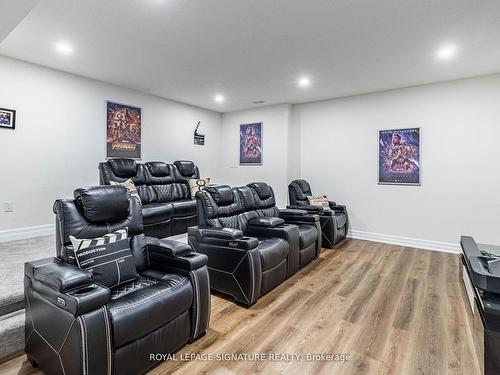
[99,158,200,238]
[25,186,210,375]
[188,182,321,306]
[288,179,349,248]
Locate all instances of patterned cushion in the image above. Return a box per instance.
[110,179,141,203]
[307,195,330,210]
[188,177,211,199]
[69,228,138,288]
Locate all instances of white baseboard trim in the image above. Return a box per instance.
[0,224,54,243]
[348,229,460,254]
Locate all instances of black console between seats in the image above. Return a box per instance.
[460,235,500,374]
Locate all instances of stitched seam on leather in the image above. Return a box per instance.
[190,270,200,338]
[81,316,89,375]
[58,356,66,375]
[58,319,76,353]
[248,251,254,303]
[102,306,112,375]
[78,317,87,375]
[110,277,188,311]
[232,271,250,304]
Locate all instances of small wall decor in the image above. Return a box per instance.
[0,108,16,130]
[240,122,263,165]
[194,121,205,145]
[106,101,142,158]
[378,127,420,185]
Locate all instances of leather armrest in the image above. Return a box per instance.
[248,216,285,228]
[147,238,207,270]
[280,208,308,216]
[246,223,300,240]
[199,227,243,239]
[331,204,346,212]
[188,226,259,251]
[33,260,93,292]
[287,205,334,217]
[147,237,192,256]
[26,258,110,316]
[287,204,322,213]
[279,209,319,223]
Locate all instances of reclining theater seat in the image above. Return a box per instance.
[246,182,322,268]
[98,158,200,238]
[25,185,210,375]
[288,179,349,248]
[188,184,320,307]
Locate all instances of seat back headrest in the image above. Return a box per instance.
[247,182,272,199]
[145,161,172,177]
[296,179,312,195]
[74,186,129,223]
[205,185,234,206]
[290,179,312,201]
[174,160,196,177]
[108,158,137,178]
[235,186,255,210]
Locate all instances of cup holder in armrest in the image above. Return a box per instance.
[181,253,198,258]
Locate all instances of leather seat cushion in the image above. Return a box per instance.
[142,203,173,224]
[108,273,192,348]
[334,211,347,229]
[257,238,289,271]
[298,225,318,248]
[172,199,196,217]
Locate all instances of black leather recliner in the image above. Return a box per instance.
[288,179,349,248]
[246,182,322,269]
[24,186,210,375]
[188,183,320,307]
[99,158,200,238]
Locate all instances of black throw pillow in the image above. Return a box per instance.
[69,228,138,288]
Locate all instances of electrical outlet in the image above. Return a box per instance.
[3,201,14,212]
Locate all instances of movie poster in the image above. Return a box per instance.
[240,122,263,165]
[106,101,142,158]
[378,128,420,185]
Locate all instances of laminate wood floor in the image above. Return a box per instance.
[0,239,480,375]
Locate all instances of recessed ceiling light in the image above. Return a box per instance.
[214,94,225,103]
[297,76,311,88]
[55,41,74,56]
[436,45,457,61]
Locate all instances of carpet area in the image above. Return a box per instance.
[0,236,54,315]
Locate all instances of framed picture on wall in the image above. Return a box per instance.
[378,127,420,185]
[0,108,16,130]
[240,122,263,165]
[106,101,142,159]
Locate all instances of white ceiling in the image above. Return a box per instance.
[0,0,39,42]
[1,0,500,112]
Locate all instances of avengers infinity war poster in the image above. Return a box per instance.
[240,122,263,165]
[378,128,420,185]
[106,101,142,158]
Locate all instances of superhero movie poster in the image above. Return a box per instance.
[240,122,263,165]
[106,101,142,159]
[378,128,420,185]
